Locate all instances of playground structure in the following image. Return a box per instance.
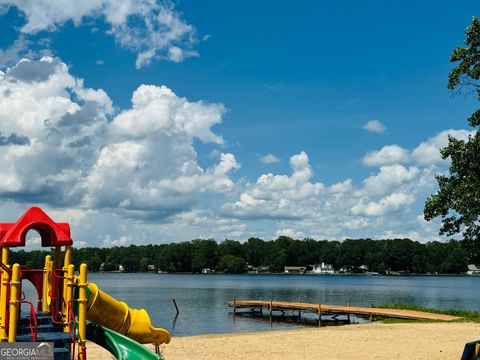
[0,207,171,359]
[462,341,480,360]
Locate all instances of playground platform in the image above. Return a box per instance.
[228,299,462,324]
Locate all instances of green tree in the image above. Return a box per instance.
[119,246,140,272]
[218,240,244,258]
[88,253,102,272]
[270,248,288,272]
[424,17,480,262]
[102,261,117,272]
[218,255,247,273]
[244,238,266,267]
[157,242,192,272]
[139,257,153,271]
[383,239,418,272]
[191,239,218,273]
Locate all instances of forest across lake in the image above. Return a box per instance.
[11,237,472,275]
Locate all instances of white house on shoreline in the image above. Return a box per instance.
[467,264,480,275]
[312,262,334,274]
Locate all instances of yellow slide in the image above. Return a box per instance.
[85,282,171,346]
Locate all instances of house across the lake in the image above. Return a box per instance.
[284,266,306,274]
[312,262,334,274]
[254,265,270,273]
[202,268,216,274]
[467,264,480,275]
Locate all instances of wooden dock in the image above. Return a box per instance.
[228,299,462,323]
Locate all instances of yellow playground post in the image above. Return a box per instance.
[8,264,20,342]
[0,247,9,341]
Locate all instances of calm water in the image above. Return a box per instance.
[21,273,480,336]
[79,273,480,336]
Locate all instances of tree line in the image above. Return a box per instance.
[8,237,472,274]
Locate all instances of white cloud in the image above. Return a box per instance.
[165,46,198,64]
[209,149,221,158]
[0,57,110,203]
[172,213,250,243]
[81,93,238,217]
[329,179,353,194]
[0,0,198,68]
[274,228,305,239]
[0,57,238,221]
[75,240,88,248]
[221,146,436,241]
[363,129,475,167]
[363,145,410,166]
[223,151,324,220]
[361,165,419,197]
[344,217,370,230]
[376,219,443,243]
[0,36,36,67]
[377,230,423,242]
[363,120,385,133]
[102,235,129,247]
[109,84,224,144]
[259,153,280,164]
[350,192,415,217]
[0,57,467,246]
[411,129,474,165]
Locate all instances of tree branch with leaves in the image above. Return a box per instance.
[424,16,480,262]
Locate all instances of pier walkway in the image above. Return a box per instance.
[228,299,462,322]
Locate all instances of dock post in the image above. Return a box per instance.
[318,304,322,327]
[269,299,273,325]
[233,299,236,314]
[173,298,180,316]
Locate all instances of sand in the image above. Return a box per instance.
[87,322,480,360]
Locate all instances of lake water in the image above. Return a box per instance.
[53,273,479,337]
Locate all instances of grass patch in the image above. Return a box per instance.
[373,303,480,323]
[380,318,436,324]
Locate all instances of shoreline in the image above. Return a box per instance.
[97,271,473,276]
[88,321,480,360]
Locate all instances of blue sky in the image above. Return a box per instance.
[0,1,478,246]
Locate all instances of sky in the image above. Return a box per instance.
[0,0,478,247]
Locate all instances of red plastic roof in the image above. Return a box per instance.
[0,207,72,247]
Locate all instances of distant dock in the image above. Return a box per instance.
[228,299,462,325]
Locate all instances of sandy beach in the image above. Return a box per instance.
[87,322,480,360]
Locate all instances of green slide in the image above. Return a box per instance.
[86,322,163,360]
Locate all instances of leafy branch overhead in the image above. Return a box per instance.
[424,16,480,260]
[448,16,480,126]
